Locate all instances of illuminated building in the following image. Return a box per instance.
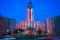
[36,21,41,30]
[20,21,26,30]
[17,2,46,35]
[19,2,35,30]
[25,2,41,30]
[41,23,46,33]
[26,2,34,28]
[45,18,54,35]
[15,24,19,29]
[0,15,8,35]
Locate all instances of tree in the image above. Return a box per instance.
[13,29,24,34]
[37,29,42,34]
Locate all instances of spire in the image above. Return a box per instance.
[28,2,32,8]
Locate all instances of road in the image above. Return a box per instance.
[0,36,60,40]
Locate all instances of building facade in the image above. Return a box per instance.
[0,15,8,35]
[7,18,16,35]
[45,18,54,35]
[54,15,60,37]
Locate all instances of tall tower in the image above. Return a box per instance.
[27,2,34,28]
[27,2,33,21]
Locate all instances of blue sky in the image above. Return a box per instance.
[0,0,60,23]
